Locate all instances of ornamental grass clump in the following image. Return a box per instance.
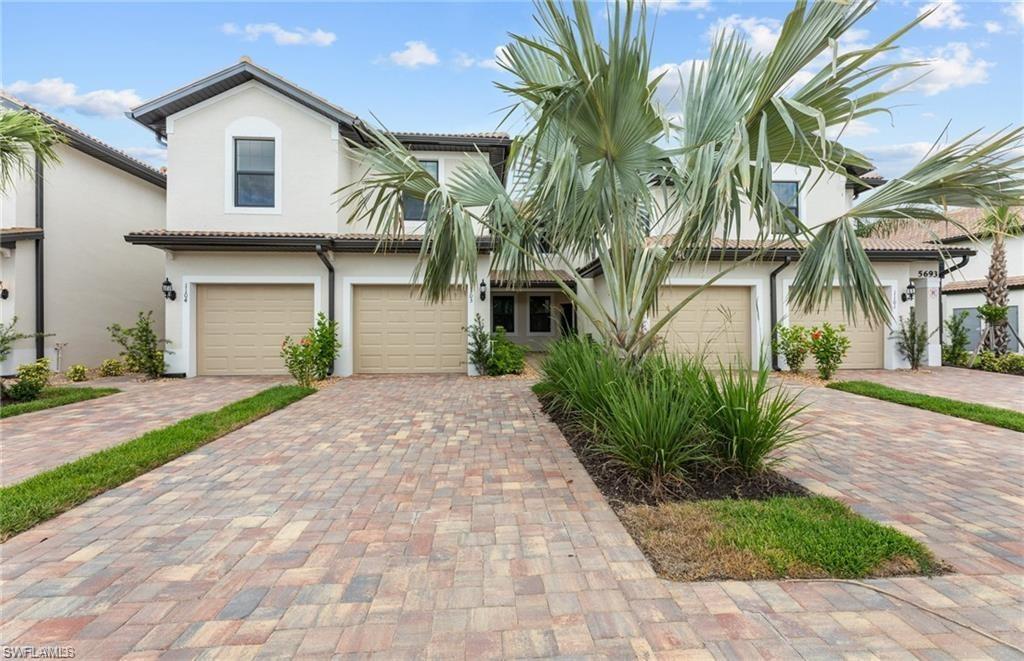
[701,365,806,473]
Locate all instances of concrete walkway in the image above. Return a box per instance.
[0,377,283,486]
[836,366,1024,412]
[1,376,1021,658]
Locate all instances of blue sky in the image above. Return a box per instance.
[2,1,1021,177]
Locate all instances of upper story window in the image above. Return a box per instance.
[403,160,439,222]
[771,181,800,218]
[234,138,275,207]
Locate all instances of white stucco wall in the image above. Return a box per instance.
[943,235,1024,283]
[1,144,166,372]
[162,250,493,377]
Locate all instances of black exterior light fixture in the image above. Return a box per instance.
[900,281,915,303]
[0,281,8,300]
[161,277,177,301]
[479,279,488,301]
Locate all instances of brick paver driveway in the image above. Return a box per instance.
[836,366,1024,412]
[1,376,1021,658]
[0,377,282,486]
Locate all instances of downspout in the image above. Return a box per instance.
[768,257,792,371]
[34,156,44,360]
[937,254,971,347]
[315,244,335,376]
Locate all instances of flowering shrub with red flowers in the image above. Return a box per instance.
[809,323,851,380]
[281,335,318,387]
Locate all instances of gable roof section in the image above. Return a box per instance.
[128,58,512,181]
[1,93,166,188]
[873,206,1023,244]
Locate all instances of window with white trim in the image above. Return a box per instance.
[234,138,276,208]
[403,160,439,221]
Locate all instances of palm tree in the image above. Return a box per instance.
[0,109,64,194]
[339,0,1024,362]
[981,207,1021,355]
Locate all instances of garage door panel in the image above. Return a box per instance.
[658,286,753,368]
[788,288,884,369]
[197,284,314,376]
[354,285,466,374]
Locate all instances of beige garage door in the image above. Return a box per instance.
[788,288,885,369]
[353,285,466,374]
[657,285,752,368]
[197,284,314,375]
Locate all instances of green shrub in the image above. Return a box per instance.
[0,316,34,364]
[309,312,340,380]
[775,325,811,373]
[466,314,491,375]
[999,353,1024,375]
[3,359,51,402]
[590,353,708,494]
[65,364,88,382]
[108,311,167,379]
[942,311,971,367]
[893,307,931,370]
[487,327,525,375]
[701,364,805,473]
[280,336,317,388]
[810,323,850,380]
[98,358,125,377]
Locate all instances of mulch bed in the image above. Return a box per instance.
[540,397,809,510]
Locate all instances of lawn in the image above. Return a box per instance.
[0,384,314,540]
[1,386,121,419]
[828,380,1024,433]
[620,496,943,581]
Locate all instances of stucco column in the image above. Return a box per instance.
[913,277,941,367]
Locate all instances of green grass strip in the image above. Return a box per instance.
[827,380,1024,433]
[1,387,121,419]
[706,496,941,578]
[0,384,315,540]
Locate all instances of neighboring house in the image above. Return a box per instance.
[0,94,167,374]
[125,58,967,377]
[888,206,1023,353]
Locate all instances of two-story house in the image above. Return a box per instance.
[126,58,970,377]
[1,94,166,374]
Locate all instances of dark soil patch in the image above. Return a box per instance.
[540,396,809,510]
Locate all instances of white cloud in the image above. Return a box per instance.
[653,0,710,12]
[1004,1,1024,26]
[220,22,335,47]
[4,78,141,117]
[387,41,439,68]
[649,59,705,105]
[707,15,781,55]
[899,42,992,96]
[984,21,1003,33]
[454,46,509,71]
[123,146,167,163]
[825,118,879,139]
[861,141,936,177]
[918,1,968,29]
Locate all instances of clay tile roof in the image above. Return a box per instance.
[0,92,166,186]
[875,206,1023,244]
[943,275,1024,294]
[490,270,574,286]
[646,235,972,254]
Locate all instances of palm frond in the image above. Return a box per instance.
[0,110,64,193]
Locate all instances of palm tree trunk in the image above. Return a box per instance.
[983,233,1010,355]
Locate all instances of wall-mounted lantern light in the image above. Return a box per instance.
[900,281,915,303]
[479,279,487,302]
[162,277,177,301]
[0,281,8,300]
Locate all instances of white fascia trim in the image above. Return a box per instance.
[166,80,337,139]
[664,278,764,369]
[779,277,898,369]
[179,275,323,378]
[340,276,473,377]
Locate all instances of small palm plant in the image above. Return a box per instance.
[0,109,64,193]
